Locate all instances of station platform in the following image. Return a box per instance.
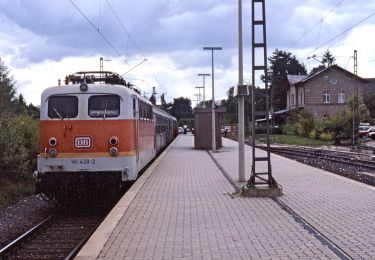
[76,134,375,260]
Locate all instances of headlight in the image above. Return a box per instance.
[109,136,119,146]
[109,147,118,157]
[49,137,57,146]
[80,83,88,91]
[49,148,58,158]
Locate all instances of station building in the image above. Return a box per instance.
[286,65,375,119]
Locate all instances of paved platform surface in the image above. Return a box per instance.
[76,134,375,259]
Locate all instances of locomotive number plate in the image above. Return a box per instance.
[74,136,92,149]
[71,158,96,165]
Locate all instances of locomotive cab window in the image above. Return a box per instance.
[48,95,78,119]
[89,95,120,118]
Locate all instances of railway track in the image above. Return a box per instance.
[254,144,375,186]
[0,213,103,259]
[266,146,375,169]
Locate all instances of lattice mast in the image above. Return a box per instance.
[247,0,278,188]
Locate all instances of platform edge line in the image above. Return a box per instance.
[273,198,354,260]
[74,136,179,260]
[207,151,242,193]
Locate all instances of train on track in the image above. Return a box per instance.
[34,71,177,202]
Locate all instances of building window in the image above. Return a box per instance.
[291,94,295,106]
[338,92,345,104]
[323,91,330,103]
[300,92,303,105]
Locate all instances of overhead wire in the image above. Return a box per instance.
[104,0,163,93]
[287,0,346,51]
[300,10,375,60]
[67,0,129,65]
[97,0,102,30]
[104,0,146,59]
[344,56,352,70]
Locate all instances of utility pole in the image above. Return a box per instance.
[195,86,204,108]
[198,73,210,108]
[352,50,358,147]
[203,47,222,152]
[236,0,247,182]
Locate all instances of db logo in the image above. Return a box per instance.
[74,136,92,149]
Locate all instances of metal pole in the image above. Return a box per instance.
[211,49,216,151]
[203,76,206,108]
[203,47,222,152]
[100,57,103,79]
[238,0,246,182]
[195,87,204,108]
[353,50,358,147]
[198,73,210,108]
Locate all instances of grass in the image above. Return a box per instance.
[0,177,35,210]
[258,134,334,147]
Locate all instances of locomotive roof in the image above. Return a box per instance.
[64,71,141,93]
[41,71,176,121]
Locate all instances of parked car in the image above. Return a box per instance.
[358,126,372,138]
[366,127,375,139]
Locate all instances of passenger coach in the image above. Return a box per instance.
[35,71,177,201]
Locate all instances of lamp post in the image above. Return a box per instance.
[198,73,210,108]
[194,94,201,108]
[203,46,222,152]
[195,86,204,108]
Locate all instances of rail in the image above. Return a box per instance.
[0,215,53,257]
[256,145,375,186]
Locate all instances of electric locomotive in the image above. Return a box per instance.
[34,71,177,201]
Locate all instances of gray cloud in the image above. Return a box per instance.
[1,0,375,106]
[2,0,373,66]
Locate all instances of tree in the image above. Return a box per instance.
[14,94,28,115]
[267,49,307,111]
[322,49,336,67]
[27,103,40,119]
[159,93,172,112]
[309,64,326,76]
[170,97,193,121]
[363,93,375,118]
[0,58,17,115]
[346,95,369,123]
[220,86,267,134]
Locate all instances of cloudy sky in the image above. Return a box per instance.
[1,0,375,106]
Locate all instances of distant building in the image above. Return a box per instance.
[286,65,375,119]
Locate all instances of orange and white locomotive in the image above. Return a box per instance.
[35,71,177,201]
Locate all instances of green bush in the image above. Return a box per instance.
[297,110,314,137]
[282,122,298,135]
[0,115,39,181]
[309,129,317,139]
[320,132,333,141]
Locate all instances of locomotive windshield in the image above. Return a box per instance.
[88,95,120,118]
[48,95,78,119]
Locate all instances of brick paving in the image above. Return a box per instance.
[94,135,342,259]
[212,137,375,259]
